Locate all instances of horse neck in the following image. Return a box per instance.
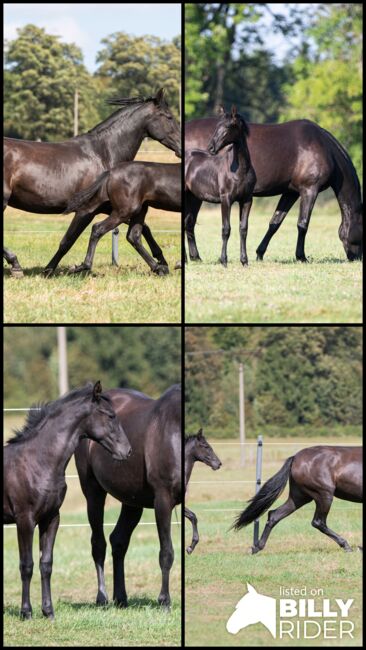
[85,105,149,168]
[184,439,197,489]
[327,132,362,220]
[31,400,92,478]
[230,138,251,172]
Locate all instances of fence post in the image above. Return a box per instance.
[112,228,119,266]
[239,363,245,466]
[253,434,263,547]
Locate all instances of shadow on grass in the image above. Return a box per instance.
[4,596,165,620]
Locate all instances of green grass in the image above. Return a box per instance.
[185,436,362,647]
[185,200,362,323]
[4,504,181,646]
[4,209,181,323]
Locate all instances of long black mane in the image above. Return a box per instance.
[6,382,109,445]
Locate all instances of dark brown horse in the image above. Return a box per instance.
[74,384,181,608]
[185,106,256,266]
[184,429,222,554]
[3,382,132,620]
[63,162,181,275]
[185,118,362,262]
[233,446,362,553]
[4,88,181,276]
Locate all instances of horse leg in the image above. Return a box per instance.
[219,197,231,267]
[141,222,169,267]
[16,516,35,619]
[44,211,96,274]
[86,484,108,605]
[39,513,60,619]
[109,504,143,607]
[252,491,311,554]
[312,495,352,551]
[3,247,24,278]
[239,198,253,266]
[295,187,318,261]
[256,192,299,260]
[68,210,122,274]
[185,190,202,261]
[154,491,174,607]
[184,507,199,555]
[126,213,169,275]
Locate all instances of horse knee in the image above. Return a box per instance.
[20,561,34,580]
[40,561,52,579]
[222,226,231,238]
[159,546,174,570]
[127,224,142,246]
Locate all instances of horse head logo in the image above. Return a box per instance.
[226,583,276,638]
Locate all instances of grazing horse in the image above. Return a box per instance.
[63,162,181,275]
[185,117,362,262]
[232,446,362,553]
[185,429,222,554]
[3,382,131,620]
[3,88,181,276]
[185,106,256,266]
[74,384,181,608]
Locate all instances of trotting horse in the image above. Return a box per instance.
[63,162,181,275]
[232,445,362,553]
[184,429,222,554]
[3,381,132,620]
[185,117,362,262]
[185,106,256,266]
[3,88,181,276]
[74,384,181,608]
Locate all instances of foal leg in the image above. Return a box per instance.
[140,222,169,267]
[239,198,253,266]
[68,210,122,274]
[256,192,299,260]
[109,505,143,607]
[154,491,174,607]
[39,513,61,619]
[3,247,24,277]
[252,492,311,554]
[86,485,108,605]
[44,211,96,274]
[312,495,352,551]
[184,507,199,555]
[185,190,202,261]
[16,516,35,619]
[219,196,231,267]
[126,215,169,275]
[295,188,318,261]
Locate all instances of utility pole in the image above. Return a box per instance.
[57,327,69,396]
[239,363,245,466]
[74,88,78,137]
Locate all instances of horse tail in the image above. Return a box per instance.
[319,126,362,200]
[232,456,294,530]
[63,171,109,214]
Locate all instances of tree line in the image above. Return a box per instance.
[185,3,362,181]
[4,24,181,141]
[4,327,181,407]
[185,326,362,438]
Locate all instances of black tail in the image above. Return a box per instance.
[232,456,294,530]
[63,171,109,215]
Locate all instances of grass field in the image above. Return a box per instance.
[3,142,181,324]
[185,436,362,647]
[185,200,362,323]
[3,416,182,647]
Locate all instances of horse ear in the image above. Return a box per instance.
[197,428,203,437]
[247,583,257,594]
[93,380,102,402]
[155,88,165,104]
[217,105,225,116]
[231,105,238,119]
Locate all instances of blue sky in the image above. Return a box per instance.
[4,3,181,72]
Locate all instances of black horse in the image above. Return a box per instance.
[185,106,256,266]
[74,384,181,608]
[233,446,362,553]
[3,381,132,620]
[4,88,181,276]
[185,117,362,262]
[63,162,181,275]
[184,429,222,554]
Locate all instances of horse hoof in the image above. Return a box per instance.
[42,609,55,620]
[10,268,24,278]
[96,592,108,606]
[256,253,264,261]
[186,546,193,554]
[68,264,90,275]
[114,597,128,608]
[155,265,169,276]
[20,610,32,620]
[251,545,260,555]
[174,261,182,270]
[189,256,202,263]
[296,256,308,263]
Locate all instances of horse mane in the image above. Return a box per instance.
[6,383,107,445]
[106,94,164,106]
